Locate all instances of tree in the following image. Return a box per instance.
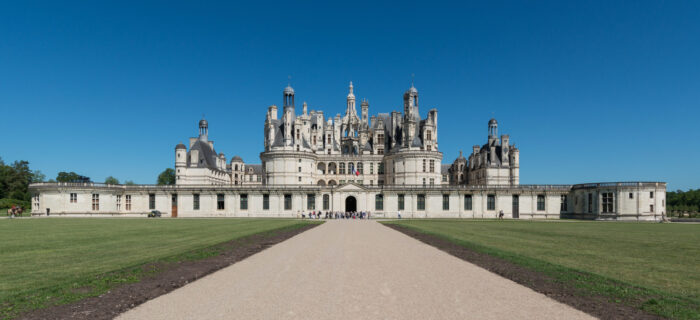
[56,172,90,183]
[157,168,176,185]
[104,176,119,185]
[31,170,46,183]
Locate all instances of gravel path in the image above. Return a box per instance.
[118,220,593,320]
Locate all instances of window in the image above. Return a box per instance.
[398,194,405,210]
[588,193,593,213]
[417,194,425,210]
[560,195,568,212]
[263,194,269,210]
[193,194,200,210]
[375,194,384,211]
[629,192,633,199]
[430,160,435,173]
[442,194,449,210]
[378,163,384,174]
[340,163,345,174]
[284,194,292,210]
[217,194,225,210]
[307,194,315,210]
[323,194,329,210]
[422,159,426,172]
[602,192,613,213]
[487,195,495,210]
[464,194,472,210]
[116,195,122,210]
[240,194,248,210]
[537,195,545,211]
[126,195,132,211]
[70,193,77,203]
[92,194,99,211]
[650,191,654,198]
[149,194,156,210]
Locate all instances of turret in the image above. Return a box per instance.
[488,118,498,145]
[199,118,209,142]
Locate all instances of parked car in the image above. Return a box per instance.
[148,210,161,218]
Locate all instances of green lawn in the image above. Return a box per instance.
[0,218,313,318]
[384,219,700,319]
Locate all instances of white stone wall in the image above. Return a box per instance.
[28,182,666,221]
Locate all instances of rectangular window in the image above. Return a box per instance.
[417,194,426,210]
[284,194,292,210]
[307,194,315,210]
[442,194,449,210]
[92,194,99,211]
[560,195,568,212]
[650,191,654,198]
[588,193,593,213]
[464,194,472,210]
[193,194,200,210]
[430,160,435,173]
[537,195,545,211]
[70,193,77,203]
[487,194,495,210]
[263,194,269,210]
[398,194,405,210]
[375,194,384,211]
[602,192,613,213]
[116,195,121,211]
[323,194,329,210]
[125,195,131,211]
[629,192,633,199]
[240,194,248,210]
[217,194,225,210]
[149,194,155,210]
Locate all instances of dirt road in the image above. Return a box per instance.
[118,220,593,319]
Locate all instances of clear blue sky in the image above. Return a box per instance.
[1,1,698,190]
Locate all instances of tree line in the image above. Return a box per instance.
[666,189,700,214]
[0,156,175,210]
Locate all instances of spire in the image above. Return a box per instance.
[348,81,355,98]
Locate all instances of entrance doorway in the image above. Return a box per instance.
[171,194,178,218]
[345,196,357,212]
[512,195,519,219]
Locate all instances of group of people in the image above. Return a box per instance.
[6,205,23,218]
[302,211,370,220]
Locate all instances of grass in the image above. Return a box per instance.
[382,219,700,319]
[0,218,316,319]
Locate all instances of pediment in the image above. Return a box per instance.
[336,183,366,192]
